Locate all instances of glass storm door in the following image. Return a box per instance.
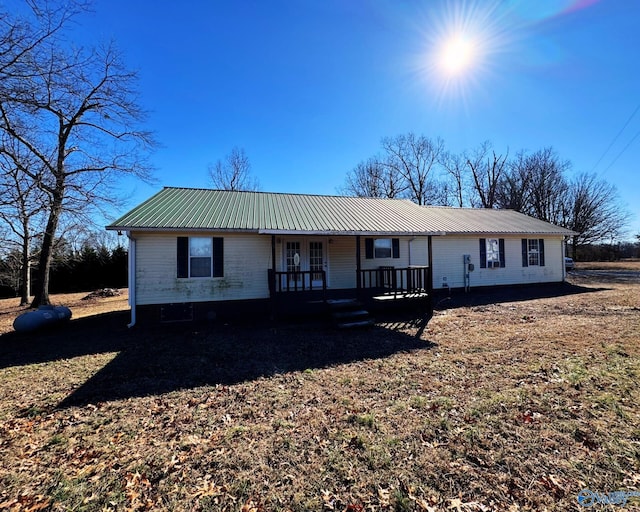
[309,241,324,287]
[285,241,302,286]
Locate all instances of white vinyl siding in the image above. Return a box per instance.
[132,231,564,304]
[431,235,564,290]
[134,232,271,305]
[325,237,356,289]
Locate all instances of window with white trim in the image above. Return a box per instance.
[486,238,500,268]
[521,238,545,268]
[374,238,392,259]
[190,237,213,277]
[177,236,224,278]
[479,238,505,268]
[528,239,540,266]
[365,238,400,259]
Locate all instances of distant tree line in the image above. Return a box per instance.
[0,231,127,299]
[341,133,632,259]
[576,241,640,262]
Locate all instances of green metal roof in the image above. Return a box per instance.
[107,187,576,236]
[416,206,577,236]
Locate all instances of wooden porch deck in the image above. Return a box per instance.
[268,267,433,323]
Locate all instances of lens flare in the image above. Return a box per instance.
[438,35,477,75]
[409,0,602,107]
[409,0,516,107]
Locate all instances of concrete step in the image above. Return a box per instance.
[326,298,363,310]
[327,299,373,329]
[332,309,369,320]
[337,319,375,329]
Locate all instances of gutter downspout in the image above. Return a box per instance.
[127,232,137,328]
[562,236,567,281]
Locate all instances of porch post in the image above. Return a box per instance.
[270,235,277,319]
[355,235,361,293]
[427,235,434,319]
[271,236,277,270]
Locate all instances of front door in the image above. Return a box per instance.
[283,239,327,288]
[309,240,325,287]
[285,241,302,287]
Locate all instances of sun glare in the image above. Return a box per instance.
[439,35,476,75]
[413,0,511,104]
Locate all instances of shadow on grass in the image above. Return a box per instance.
[0,310,435,408]
[433,281,608,310]
[0,311,134,369]
[5,282,598,408]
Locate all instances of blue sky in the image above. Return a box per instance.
[74,0,638,238]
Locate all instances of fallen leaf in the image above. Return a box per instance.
[241,499,264,512]
[378,487,390,507]
[413,497,437,512]
[448,498,463,512]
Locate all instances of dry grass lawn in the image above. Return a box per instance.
[0,274,638,511]
[575,260,640,271]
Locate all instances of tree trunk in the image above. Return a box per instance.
[20,233,30,306]
[31,190,64,308]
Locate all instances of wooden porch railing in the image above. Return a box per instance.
[357,266,430,298]
[268,266,430,300]
[269,269,327,296]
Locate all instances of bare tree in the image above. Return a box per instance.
[495,150,534,211]
[0,139,48,304]
[565,173,630,259]
[340,157,404,198]
[465,141,508,209]
[381,133,444,205]
[440,151,467,207]
[523,148,570,224]
[208,147,260,191]
[0,2,154,307]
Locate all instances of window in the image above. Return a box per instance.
[486,239,500,267]
[528,239,539,266]
[190,237,212,277]
[521,238,545,267]
[177,237,224,278]
[374,239,392,258]
[479,238,505,268]
[365,238,400,259]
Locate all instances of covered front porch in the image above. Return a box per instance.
[265,234,434,323]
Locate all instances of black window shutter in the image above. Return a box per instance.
[521,239,528,267]
[177,237,189,278]
[392,238,400,259]
[499,239,505,268]
[213,237,224,277]
[479,239,487,268]
[365,238,374,259]
[539,239,545,267]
